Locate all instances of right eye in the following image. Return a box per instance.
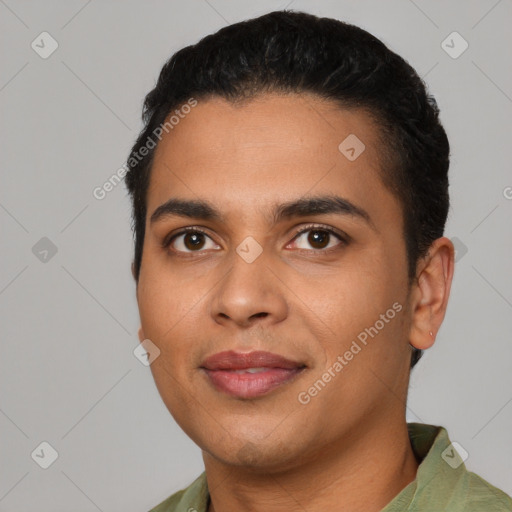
[165,228,221,254]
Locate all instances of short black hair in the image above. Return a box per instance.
[125,10,450,369]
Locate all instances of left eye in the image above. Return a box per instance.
[288,227,345,251]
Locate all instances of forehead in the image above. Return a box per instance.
[146,93,398,227]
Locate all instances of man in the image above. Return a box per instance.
[125,10,512,512]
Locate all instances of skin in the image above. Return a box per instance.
[134,92,455,512]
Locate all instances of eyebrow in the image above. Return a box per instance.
[150,195,376,230]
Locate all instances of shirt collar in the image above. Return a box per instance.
[174,423,478,512]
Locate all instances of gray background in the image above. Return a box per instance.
[1,0,511,510]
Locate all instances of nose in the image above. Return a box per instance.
[209,251,288,329]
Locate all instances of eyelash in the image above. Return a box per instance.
[162,224,349,255]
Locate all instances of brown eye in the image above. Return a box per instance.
[289,227,345,251]
[307,230,330,249]
[167,229,220,253]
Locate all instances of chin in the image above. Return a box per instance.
[199,429,310,474]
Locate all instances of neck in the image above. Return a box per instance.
[204,420,419,512]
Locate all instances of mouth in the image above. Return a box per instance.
[200,350,307,399]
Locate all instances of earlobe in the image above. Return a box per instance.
[138,326,145,342]
[409,237,455,351]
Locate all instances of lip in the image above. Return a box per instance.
[200,350,306,398]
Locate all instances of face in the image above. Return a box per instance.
[136,93,415,471]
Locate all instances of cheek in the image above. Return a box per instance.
[314,268,383,323]
[305,263,405,365]
[137,261,199,339]
[147,354,199,440]
[139,276,201,416]
[137,264,209,376]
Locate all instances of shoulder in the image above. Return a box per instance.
[149,490,185,512]
[404,423,512,512]
[462,471,512,511]
[148,472,208,512]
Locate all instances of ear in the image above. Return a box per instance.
[409,237,455,350]
[138,326,145,342]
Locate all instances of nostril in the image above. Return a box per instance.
[251,312,269,319]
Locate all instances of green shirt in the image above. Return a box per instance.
[149,423,512,511]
